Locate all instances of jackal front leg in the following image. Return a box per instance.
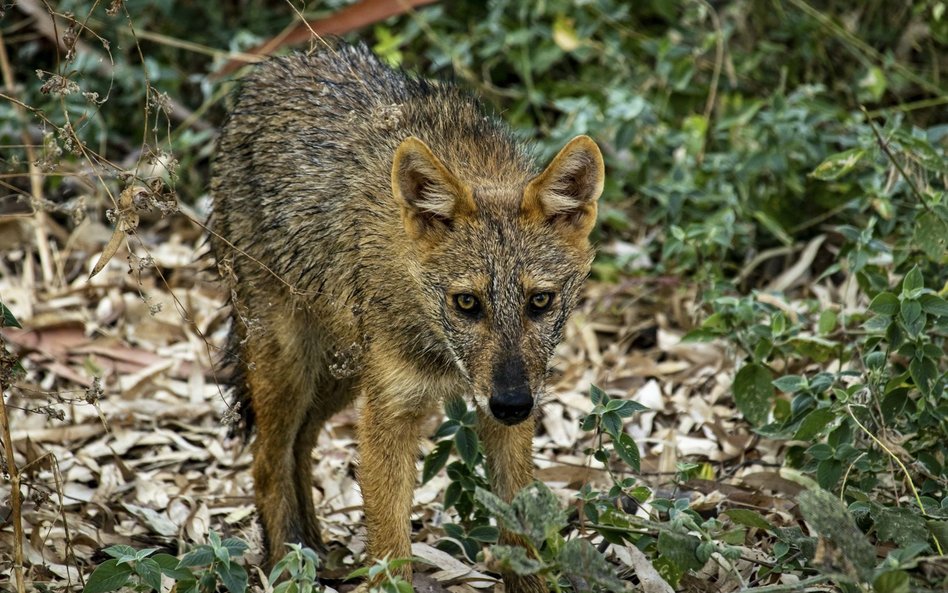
[476,410,546,593]
[357,387,427,583]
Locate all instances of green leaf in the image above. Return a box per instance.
[557,538,627,593]
[444,396,467,421]
[510,481,567,548]
[581,414,597,432]
[810,148,866,180]
[928,521,948,552]
[900,299,922,328]
[590,384,608,405]
[859,66,887,101]
[136,558,162,592]
[422,440,453,484]
[433,419,459,439]
[601,410,623,437]
[221,537,249,558]
[797,488,875,580]
[892,130,948,173]
[613,433,641,472]
[651,556,683,589]
[0,301,21,328]
[771,312,786,336]
[695,541,715,564]
[443,480,462,510]
[614,399,650,417]
[274,582,298,593]
[909,356,937,397]
[681,328,718,342]
[657,530,705,572]
[83,559,133,593]
[818,309,837,335]
[806,443,834,460]
[886,321,905,349]
[723,509,774,531]
[454,426,479,467]
[102,545,138,560]
[873,570,910,593]
[753,338,773,361]
[732,363,773,426]
[872,505,930,549]
[475,488,521,534]
[346,565,371,579]
[772,374,806,394]
[134,547,159,560]
[788,336,837,363]
[913,211,948,261]
[177,546,215,568]
[869,292,899,316]
[863,314,892,333]
[865,351,886,369]
[467,525,499,543]
[701,312,727,331]
[919,293,948,317]
[793,408,836,441]
[154,553,194,580]
[901,266,924,297]
[816,458,842,489]
[216,560,248,593]
[488,545,544,576]
[215,543,231,566]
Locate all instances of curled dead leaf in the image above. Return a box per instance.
[88,186,147,278]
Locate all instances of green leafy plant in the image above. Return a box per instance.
[581,384,648,474]
[268,544,321,593]
[422,397,497,560]
[675,117,947,590]
[347,557,416,593]
[83,533,249,593]
[476,481,627,593]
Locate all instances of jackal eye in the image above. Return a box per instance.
[528,292,554,314]
[454,293,481,316]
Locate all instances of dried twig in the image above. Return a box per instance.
[214,0,440,77]
[0,367,25,593]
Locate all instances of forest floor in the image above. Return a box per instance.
[0,208,807,592]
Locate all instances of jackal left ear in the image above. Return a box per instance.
[392,136,476,242]
[522,135,604,239]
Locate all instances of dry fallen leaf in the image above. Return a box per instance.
[89,186,147,279]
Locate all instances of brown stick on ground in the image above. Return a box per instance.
[0,353,25,593]
[214,0,439,78]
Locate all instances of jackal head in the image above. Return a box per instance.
[392,135,604,425]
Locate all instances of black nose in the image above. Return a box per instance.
[489,387,533,425]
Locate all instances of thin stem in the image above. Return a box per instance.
[741,574,831,593]
[0,388,25,593]
[860,107,931,211]
[846,405,943,555]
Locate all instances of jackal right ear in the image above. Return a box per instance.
[522,135,604,241]
[392,136,475,242]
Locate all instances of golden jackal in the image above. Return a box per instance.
[210,41,603,592]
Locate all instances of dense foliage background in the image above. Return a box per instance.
[1,1,946,592]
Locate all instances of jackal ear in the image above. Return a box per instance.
[392,136,475,241]
[522,135,604,239]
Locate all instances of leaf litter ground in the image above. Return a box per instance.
[2,211,827,592]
